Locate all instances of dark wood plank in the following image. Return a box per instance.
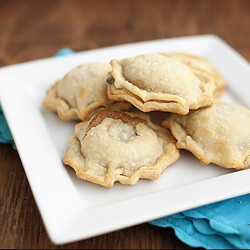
[1,0,250,248]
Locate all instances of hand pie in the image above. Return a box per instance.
[162,100,250,170]
[160,52,225,98]
[107,53,216,115]
[63,110,180,188]
[43,63,129,121]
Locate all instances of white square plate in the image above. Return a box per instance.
[1,35,250,245]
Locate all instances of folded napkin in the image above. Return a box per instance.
[0,109,16,149]
[150,195,250,249]
[1,49,250,249]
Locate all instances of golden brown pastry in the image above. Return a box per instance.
[43,63,130,121]
[160,52,225,97]
[107,54,216,115]
[162,100,250,170]
[63,110,180,188]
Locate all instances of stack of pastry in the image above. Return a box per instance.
[43,52,250,188]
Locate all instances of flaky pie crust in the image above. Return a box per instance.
[63,111,180,188]
[107,54,217,115]
[162,100,250,170]
[43,63,130,121]
[160,52,225,98]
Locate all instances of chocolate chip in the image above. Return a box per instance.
[106,76,114,85]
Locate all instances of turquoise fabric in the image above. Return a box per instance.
[0,108,16,149]
[1,49,250,249]
[54,48,75,57]
[150,194,250,249]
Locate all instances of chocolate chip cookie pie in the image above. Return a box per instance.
[63,110,180,188]
[107,54,217,115]
[43,63,129,121]
[160,52,225,98]
[162,100,250,170]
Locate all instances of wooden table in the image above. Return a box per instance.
[1,0,250,248]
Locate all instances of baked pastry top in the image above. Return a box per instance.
[63,110,180,188]
[162,100,250,170]
[161,52,225,98]
[107,53,216,115]
[43,63,129,121]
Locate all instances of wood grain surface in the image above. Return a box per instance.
[1,0,250,249]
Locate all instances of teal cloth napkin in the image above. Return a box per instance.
[0,108,16,149]
[1,49,250,249]
[150,195,250,249]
